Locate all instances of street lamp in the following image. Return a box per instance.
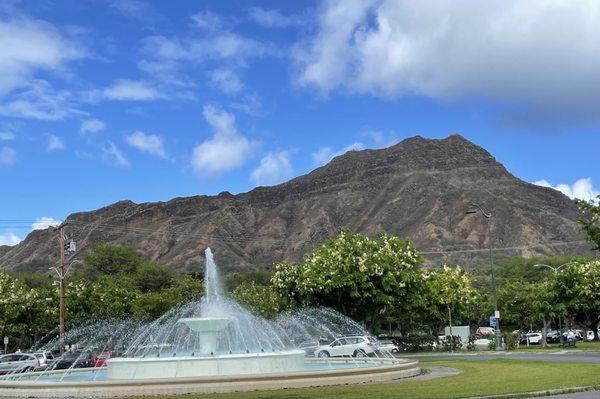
[534,262,571,346]
[466,203,502,350]
[49,259,82,354]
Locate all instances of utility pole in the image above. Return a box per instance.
[52,222,77,355]
[58,223,66,355]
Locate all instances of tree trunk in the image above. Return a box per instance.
[541,318,551,348]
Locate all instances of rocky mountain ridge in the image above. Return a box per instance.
[0,134,586,274]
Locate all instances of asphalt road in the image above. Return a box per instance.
[405,350,600,363]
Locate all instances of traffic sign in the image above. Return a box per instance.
[489,316,497,327]
[3,337,7,345]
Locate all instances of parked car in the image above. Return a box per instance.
[519,333,543,345]
[93,351,112,367]
[574,330,585,341]
[586,331,596,341]
[314,335,378,358]
[53,350,93,370]
[32,351,55,370]
[473,338,493,348]
[0,353,39,375]
[476,327,495,336]
[546,330,561,343]
[378,339,399,353]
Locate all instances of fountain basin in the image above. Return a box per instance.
[107,350,305,380]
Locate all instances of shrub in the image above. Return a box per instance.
[392,334,437,352]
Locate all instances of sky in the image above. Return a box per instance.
[1,0,599,246]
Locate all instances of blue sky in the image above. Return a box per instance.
[1,0,599,245]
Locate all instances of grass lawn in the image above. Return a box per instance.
[130,359,600,399]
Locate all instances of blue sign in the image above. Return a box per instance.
[489,316,497,327]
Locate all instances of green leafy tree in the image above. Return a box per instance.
[552,260,600,340]
[232,282,288,318]
[499,280,556,346]
[0,271,46,350]
[575,196,600,251]
[134,262,175,292]
[81,244,144,277]
[272,231,423,324]
[426,265,478,344]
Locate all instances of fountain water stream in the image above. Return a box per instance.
[106,248,306,379]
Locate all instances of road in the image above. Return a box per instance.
[405,350,600,363]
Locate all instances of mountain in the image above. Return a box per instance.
[0,135,586,275]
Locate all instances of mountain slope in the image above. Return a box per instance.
[0,135,585,274]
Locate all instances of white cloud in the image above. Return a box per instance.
[0,12,84,96]
[0,231,21,246]
[47,134,65,151]
[31,217,61,230]
[230,93,264,116]
[364,130,398,147]
[0,80,81,120]
[125,131,167,158]
[208,68,244,94]
[101,79,166,101]
[191,105,254,176]
[0,146,16,166]
[102,141,131,167]
[312,141,365,166]
[251,151,293,186]
[191,10,226,33]
[80,118,106,135]
[534,178,599,201]
[0,132,15,140]
[296,0,600,124]
[248,7,305,28]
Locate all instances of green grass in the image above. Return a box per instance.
[131,359,600,399]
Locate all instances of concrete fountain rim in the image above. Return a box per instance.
[0,358,419,394]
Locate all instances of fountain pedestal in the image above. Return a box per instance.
[177,317,231,354]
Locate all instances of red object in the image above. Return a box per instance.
[93,352,112,367]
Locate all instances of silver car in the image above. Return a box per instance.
[0,354,39,375]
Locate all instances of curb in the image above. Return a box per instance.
[464,385,599,399]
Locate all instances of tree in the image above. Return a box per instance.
[426,265,478,346]
[232,282,288,318]
[499,280,556,346]
[552,260,600,340]
[81,244,144,277]
[134,262,175,292]
[575,196,600,251]
[272,231,424,324]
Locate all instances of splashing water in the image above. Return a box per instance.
[5,248,394,382]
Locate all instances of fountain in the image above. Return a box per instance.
[107,248,305,379]
[0,248,420,397]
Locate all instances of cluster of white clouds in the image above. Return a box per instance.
[251,151,293,186]
[191,105,254,176]
[295,0,600,125]
[125,131,167,159]
[534,178,599,202]
[0,217,61,246]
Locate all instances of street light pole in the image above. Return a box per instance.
[466,203,502,350]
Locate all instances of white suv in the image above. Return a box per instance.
[314,336,378,358]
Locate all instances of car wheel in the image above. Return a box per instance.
[317,351,330,358]
[354,349,367,358]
